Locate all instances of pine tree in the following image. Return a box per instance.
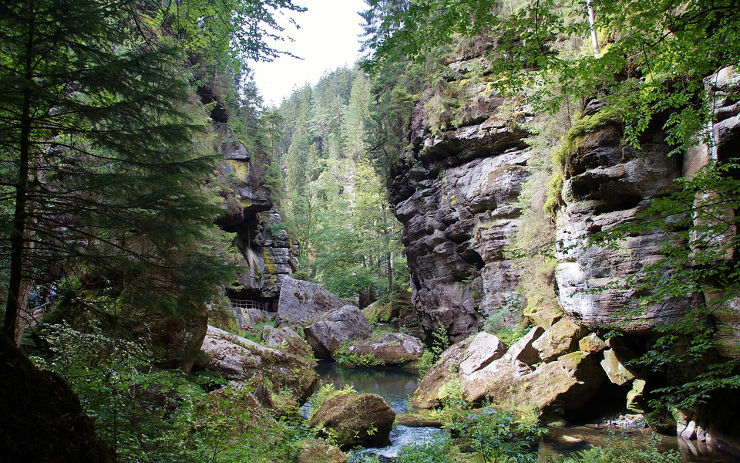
[0,0,231,342]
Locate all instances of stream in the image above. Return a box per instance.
[301,360,739,462]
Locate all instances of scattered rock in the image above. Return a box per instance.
[276,277,349,325]
[348,332,424,366]
[304,305,373,358]
[201,325,317,402]
[459,332,507,375]
[262,325,313,359]
[600,349,636,386]
[532,317,586,362]
[579,333,607,353]
[309,393,395,450]
[503,325,544,365]
[411,336,473,408]
[462,351,605,413]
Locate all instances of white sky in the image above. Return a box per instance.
[251,0,368,107]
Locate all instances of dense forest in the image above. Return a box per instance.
[1,0,739,462]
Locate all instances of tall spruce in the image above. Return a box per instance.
[0,0,231,342]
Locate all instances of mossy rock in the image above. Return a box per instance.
[396,409,446,427]
[308,393,395,450]
[296,438,347,463]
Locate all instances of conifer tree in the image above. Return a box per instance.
[0,0,232,341]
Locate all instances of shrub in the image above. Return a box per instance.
[333,343,384,368]
[447,408,545,463]
[417,349,436,379]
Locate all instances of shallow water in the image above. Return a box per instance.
[304,360,739,462]
[301,360,442,460]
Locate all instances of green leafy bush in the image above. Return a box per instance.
[33,322,310,462]
[447,408,545,463]
[333,343,384,368]
[417,349,436,379]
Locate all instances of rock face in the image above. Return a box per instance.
[276,277,350,325]
[389,58,532,340]
[211,115,296,307]
[309,393,396,449]
[304,305,373,358]
[347,332,424,366]
[554,109,696,332]
[201,325,317,402]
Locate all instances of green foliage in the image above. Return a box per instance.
[334,342,385,368]
[269,67,407,303]
[416,349,436,379]
[438,377,466,408]
[34,322,312,462]
[559,434,680,463]
[397,432,454,463]
[543,172,564,217]
[307,384,357,419]
[447,408,546,463]
[430,325,451,360]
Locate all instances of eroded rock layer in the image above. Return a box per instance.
[390,64,531,340]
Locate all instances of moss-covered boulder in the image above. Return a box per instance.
[347,332,424,367]
[201,325,318,402]
[362,300,397,323]
[262,325,314,359]
[411,336,473,408]
[532,317,587,362]
[308,393,395,449]
[296,438,347,463]
[463,351,605,413]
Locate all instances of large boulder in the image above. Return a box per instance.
[347,332,424,366]
[308,393,395,449]
[262,325,314,359]
[276,277,349,325]
[463,351,605,413]
[201,325,318,402]
[0,334,115,462]
[411,336,474,408]
[532,317,586,362]
[459,332,507,375]
[304,305,373,358]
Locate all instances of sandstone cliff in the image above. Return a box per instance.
[394,49,740,451]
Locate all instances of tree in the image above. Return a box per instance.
[0,0,232,342]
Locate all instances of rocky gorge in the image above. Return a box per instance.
[388,51,740,456]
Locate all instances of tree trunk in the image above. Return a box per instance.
[4,5,34,343]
